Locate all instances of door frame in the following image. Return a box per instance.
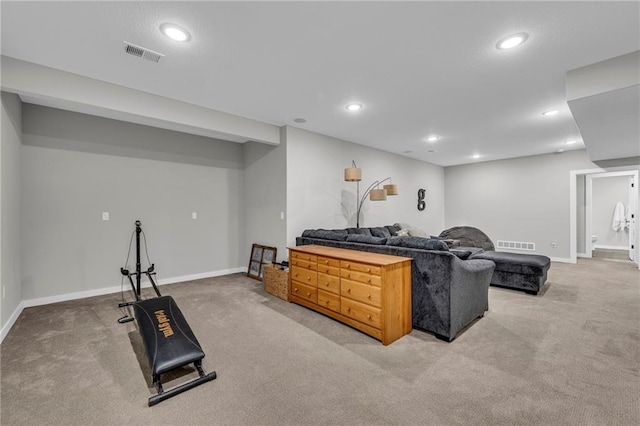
[570,167,640,269]
[585,170,638,259]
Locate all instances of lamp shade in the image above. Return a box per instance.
[344,167,362,182]
[383,184,398,195]
[370,188,387,201]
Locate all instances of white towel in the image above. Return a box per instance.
[612,201,626,232]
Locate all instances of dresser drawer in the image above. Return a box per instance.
[317,264,339,276]
[340,269,381,286]
[341,297,381,329]
[291,266,317,286]
[291,251,317,263]
[318,273,340,294]
[290,257,317,271]
[318,256,340,269]
[318,290,340,313]
[290,281,317,304]
[341,279,381,308]
[340,260,381,276]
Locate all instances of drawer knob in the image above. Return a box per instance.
[367,314,372,320]
[325,283,329,287]
[367,268,371,272]
[367,294,371,299]
[294,288,299,292]
[347,288,351,293]
[345,264,350,269]
[367,278,371,283]
[306,292,311,297]
[347,307,351,312]
[307,277,311,281]
[324,260,329,264]
[295,273,299,277]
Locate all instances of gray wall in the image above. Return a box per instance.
[242,129,287,265]
[1,92,22,326]
[21,104,245,300]
[285,126,445,250]
[592,175,630,248]
[445,150,598,260]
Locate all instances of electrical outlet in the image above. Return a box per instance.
[102,212,109,221]
[192,212,197,219]
[551,242,557,248]
[280,212,285,220]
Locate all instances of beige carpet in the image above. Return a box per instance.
[1,258,639,425]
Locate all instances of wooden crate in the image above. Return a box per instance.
[263,264,289,301]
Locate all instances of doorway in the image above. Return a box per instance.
[586,171,637,261]
[570,168,639,269]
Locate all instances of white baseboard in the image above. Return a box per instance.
[593,244,628,251]
[0,267,246,344]
[577,252,588,258]
[0,300,27,344]
[550,256,574,264]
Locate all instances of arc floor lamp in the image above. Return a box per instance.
[344,161,398,228]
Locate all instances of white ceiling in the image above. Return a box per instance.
[1,1,639,166]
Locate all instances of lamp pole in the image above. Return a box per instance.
[356,177,392,228]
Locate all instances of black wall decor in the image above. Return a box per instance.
[417,188,426,211]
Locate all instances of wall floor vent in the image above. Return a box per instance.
[497,240,536,251]
[123,42,164,63]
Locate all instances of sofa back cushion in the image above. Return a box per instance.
[346,227,372,236]
[301,229,348,241]
[369,227,392,238]
[346,234,387,245]
[386,236,450,251]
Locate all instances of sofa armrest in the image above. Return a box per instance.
[448,258,495,339]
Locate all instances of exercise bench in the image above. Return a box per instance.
[134,295,216,406]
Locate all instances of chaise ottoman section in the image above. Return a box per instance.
[469,251,551,295]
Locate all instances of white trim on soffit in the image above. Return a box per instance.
[570,167,640,269]
[0,267,246,344]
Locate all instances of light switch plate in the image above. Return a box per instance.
[102,212,109,221]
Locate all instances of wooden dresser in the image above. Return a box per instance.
[288,245,412,345]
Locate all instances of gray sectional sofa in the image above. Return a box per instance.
[296,225,496,341]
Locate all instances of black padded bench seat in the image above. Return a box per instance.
[134,296,216,406]
[470,251,551,295]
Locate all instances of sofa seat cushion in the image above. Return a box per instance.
[387,236,449,251]
[470,251,550,276]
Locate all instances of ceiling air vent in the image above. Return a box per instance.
[123,42,164,63]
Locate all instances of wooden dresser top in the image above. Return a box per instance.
[289,245,412,266]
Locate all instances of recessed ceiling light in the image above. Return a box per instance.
[403,150,412,154]
[496,33,528,50]
[160,23,191,42]
[426,135,440,142]
[565,140,578,145]
[542,110,559,116]
[345,103,363,112]
[472,153,481,159]
[293,118,307,124]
